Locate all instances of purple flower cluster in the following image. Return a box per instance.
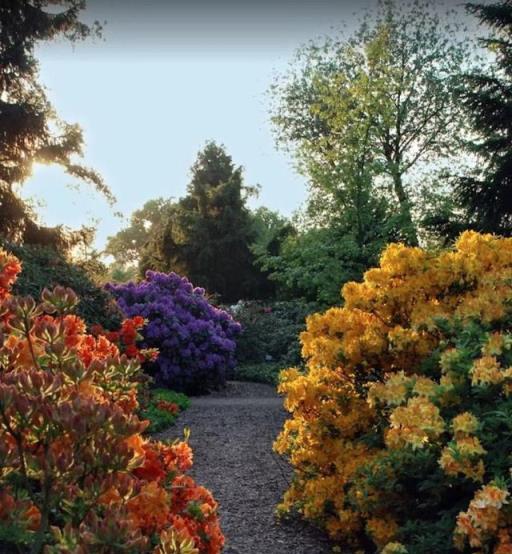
[106,271,241,393]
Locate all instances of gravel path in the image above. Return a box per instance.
[160,381,333,554]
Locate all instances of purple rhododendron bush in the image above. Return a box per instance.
[107,271,241,393]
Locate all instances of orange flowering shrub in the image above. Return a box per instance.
[0,250,223,553]
[275,232,512,553]
[91,316,158,363]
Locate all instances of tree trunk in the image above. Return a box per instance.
[392,171,418,246]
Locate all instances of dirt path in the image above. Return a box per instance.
[160,381,333,554]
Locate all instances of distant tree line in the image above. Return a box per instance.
[3,0,512,306]
[107,0,512,304]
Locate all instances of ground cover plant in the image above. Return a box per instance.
[0,249,223,553]
[141,388,190,434]
[275,231,512,553]
[107,271,241,394]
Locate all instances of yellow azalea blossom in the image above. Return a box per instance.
[454,485,509,550]
[386,397,445,450]
[276,232,512,546]
[366,516,399,549]
[439,445,486,482]
[452,412,479,436]
[412,376,437,398]
[456,436,486,457]
[381,542,408,554]
[440,348,461,374]
[471,356,504,386]
[481,332,508,356]
[368,371,411,407]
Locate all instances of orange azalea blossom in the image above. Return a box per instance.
[170,512,224,554]
[156,400,180,415]
[97,486,123,507]
[61,315,87,348]
[0,249,223,553]
[127,481,171,533]
[77,334,119,366]
[126,433,147,459]
[0,253,21,300]
[25,504,41,531]
[92,316,154,362]
[454,485,510,550]
[134,443,168,482]
[495,529,512,554]
[164,441,194,473]
[118,389,139,414]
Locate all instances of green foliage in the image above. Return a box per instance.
[271,0,473,246]
[4,243,121,329]
[249,206,295,298]
[0,1,112,248]
[106,198,175,266]
[107,261,139,284]
[141,388,190,434]
[0,520,35,551]
[234,362,284,386]
[257,220,400,305]
[230,300,318,367]
[454,0,512,236]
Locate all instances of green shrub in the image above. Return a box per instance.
[141,388,190,434]
[234,362,284,385]
[228,300,318,367]
[3,243,121,329]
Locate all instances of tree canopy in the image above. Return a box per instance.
[0,0,111,249]
[271,0,473,246]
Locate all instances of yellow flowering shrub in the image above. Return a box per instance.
[275,232,512,553]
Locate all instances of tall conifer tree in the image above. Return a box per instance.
[457,1,512,234]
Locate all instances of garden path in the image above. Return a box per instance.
[160,381,334,554]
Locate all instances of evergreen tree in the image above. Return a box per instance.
[135,142,269,302]
[456,1,512,235]
[177,143,261,301]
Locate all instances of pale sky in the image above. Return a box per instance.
[23,0,468,251]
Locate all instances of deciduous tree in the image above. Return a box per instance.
[271,0,472,245]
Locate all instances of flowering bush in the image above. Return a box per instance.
[0,250,223,553]
[275,232,512,553]
[107,271,241,393]
[92,320,189,433]
[91,315,159,363]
